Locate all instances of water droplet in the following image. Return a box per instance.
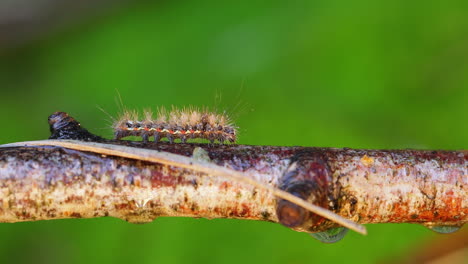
[310,227,349,243]
[428,225,462,234]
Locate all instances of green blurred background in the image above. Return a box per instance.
[0,0,467,263]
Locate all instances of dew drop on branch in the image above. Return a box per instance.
[309,227,349,243]
[428,225,463,234]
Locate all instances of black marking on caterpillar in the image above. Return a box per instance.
[113,107,237,144]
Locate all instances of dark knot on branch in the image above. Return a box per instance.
[48,112,103,141]
[276,150,333,232]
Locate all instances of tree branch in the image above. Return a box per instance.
[0,112,466,237]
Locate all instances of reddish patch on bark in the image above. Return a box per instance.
[228,203,250,218]
[115,203,130,210]
[134,177,141,187]
[219,181,232,192]
[210,203,253,218]
[309,161,330,188]
[16,211,31,219]
[213,206,222,215]
[439,196,464,221]
[46,209,57,218]
[70,212,82,218]
[240,203,251,217]
[150,170,191,188]
[64,195,84,204]
[389,203,408,222]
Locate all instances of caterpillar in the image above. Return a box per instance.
[113,107,237,144]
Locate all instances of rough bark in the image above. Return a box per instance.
[0,112,465,235]
[0,141,465,233]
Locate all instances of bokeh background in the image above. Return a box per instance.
[0,0,467,263]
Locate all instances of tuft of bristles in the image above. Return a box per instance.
[113,107,237,144]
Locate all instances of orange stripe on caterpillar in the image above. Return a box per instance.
[113,107,237,144]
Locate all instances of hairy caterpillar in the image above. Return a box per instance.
[113,107,237,144]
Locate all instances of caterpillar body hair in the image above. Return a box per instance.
[113,107,237,144]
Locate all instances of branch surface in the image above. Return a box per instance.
[0,112,466,235]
